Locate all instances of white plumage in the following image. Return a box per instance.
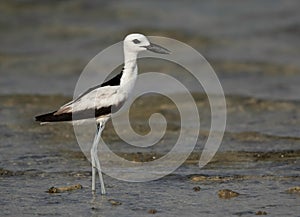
[35,33,170,195]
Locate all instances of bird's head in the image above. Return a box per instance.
[123,33,170,55]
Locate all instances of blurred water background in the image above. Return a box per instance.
[0,1,299,216]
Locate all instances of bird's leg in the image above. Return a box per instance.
[91,141,96,193]
[91,122,106,195]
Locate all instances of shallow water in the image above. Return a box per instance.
[1,94,299,216]
[1,0,300,216]
[1,0,300,100]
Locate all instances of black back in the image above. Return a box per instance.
[73,70,123,103]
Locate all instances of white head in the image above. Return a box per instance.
[123,33,170,55]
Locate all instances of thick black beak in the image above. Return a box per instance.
[143,43,170,54]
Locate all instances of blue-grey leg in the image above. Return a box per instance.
[91,144,96,193]
[91,122,106,195]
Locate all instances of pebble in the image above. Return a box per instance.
[148,209,157,214]
[218,189,240,199]
[191,175,207,182]
[108,199,122,206]
[48,184,82,193]
[255,210,267,215]
[286,186,300,194]
[0,168,14,176]
[190,175,232,182]
[193,186,201,192]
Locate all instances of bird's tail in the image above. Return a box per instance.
[35,111,72,123]
[35,107,112,123]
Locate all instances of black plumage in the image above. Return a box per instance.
[35,107,112,122]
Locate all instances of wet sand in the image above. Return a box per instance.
[0,94,299,217]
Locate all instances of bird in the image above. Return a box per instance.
[35,33,170,195]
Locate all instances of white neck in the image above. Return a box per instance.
[119,50,138,95]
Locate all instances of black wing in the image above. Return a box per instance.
[73,70,123,103]
[100,70,123,87]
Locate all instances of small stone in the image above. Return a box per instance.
[218,189,240,199]
[191,175,207,182]
[148,209,157,214]
[193,186,201,192]
[255,210,267,215]
[48,187,58,193]
[108,199,122,206]
[0,168,14,177]
[47,184,82,193]
[286,186,300,194]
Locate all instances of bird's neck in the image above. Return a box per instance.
[120,51,138,93]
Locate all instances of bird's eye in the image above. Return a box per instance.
[132,39,141,44]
